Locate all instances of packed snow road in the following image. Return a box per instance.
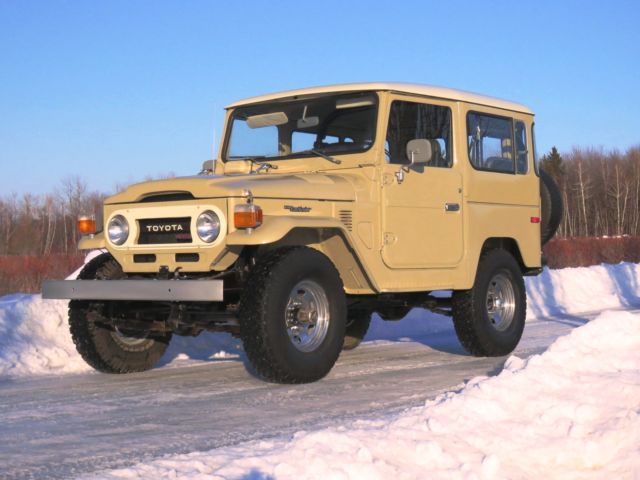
[0,310,603,480]
[2,262,640,479]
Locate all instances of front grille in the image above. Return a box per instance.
[138,217,192,244]
[176,253,199,262]
[134,254,157,263]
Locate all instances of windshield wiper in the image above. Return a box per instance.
[254,161,278,173]
[229,155,268,162]
[230,156,279,172]
[298,149,342,165]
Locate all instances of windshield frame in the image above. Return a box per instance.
[222,91,379,163]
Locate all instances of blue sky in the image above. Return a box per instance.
[1,0,639,195]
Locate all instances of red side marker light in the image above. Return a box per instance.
[530,216,541,224]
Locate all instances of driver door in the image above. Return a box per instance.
[381,98,463,269]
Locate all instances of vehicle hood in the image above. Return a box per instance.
[105,173,357,204]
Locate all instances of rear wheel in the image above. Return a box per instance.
[68,254,172,374]
[452,249,526,356]
[239,247,346,383]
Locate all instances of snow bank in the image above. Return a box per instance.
[1,262,640,379]
[84,310,640,479]
[526,262,640,319]
[0,295,243,378]
[0,295,93,377]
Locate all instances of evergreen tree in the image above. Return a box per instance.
[540,146,565,180]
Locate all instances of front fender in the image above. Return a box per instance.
[78,232,107,250]
[226,216,349,245]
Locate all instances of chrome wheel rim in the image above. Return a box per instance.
[285,280,330,352]
[485,272,516,331]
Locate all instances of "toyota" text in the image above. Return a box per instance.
[145,224,185,232]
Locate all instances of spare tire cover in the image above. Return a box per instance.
[540,169,563,245]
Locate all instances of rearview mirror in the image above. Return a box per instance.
[406,139,433,165]
[297,104,319,129]
[246,112,289,129]
[297,116,319,129]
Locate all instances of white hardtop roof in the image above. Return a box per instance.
[226,82,533,114]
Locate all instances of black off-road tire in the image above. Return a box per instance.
[540,169,563,245]
[342,309,372,351]
[238,247,347,383]
[68,253,172,374]
[452,249,526,357]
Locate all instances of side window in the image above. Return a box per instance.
[386,101,452,167]
[515,121,528,174]
[467,113,514,173]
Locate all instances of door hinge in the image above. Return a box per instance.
[382,173,395,186]
[383,232,396,245]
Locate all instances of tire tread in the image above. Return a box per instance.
[452,249,526,357]
[68,253,171,374]
[238,247,345,383]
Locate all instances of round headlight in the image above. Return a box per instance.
[197,210,221,243]
[108,215,129,245]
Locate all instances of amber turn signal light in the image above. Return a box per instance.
[78,215,97,235]
[234,204,263,229]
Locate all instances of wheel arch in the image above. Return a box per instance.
[257,227,377,294]
[479,237,529,274]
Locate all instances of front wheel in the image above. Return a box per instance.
[69,254,172,373]
[452,249,526,356]
[238,247,347,383]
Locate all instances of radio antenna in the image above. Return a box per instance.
[212,105,217,160]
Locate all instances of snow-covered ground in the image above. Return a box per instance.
[2,262,640,379]
[1,262,639,479]
[85,310,640,480]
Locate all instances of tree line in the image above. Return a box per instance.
[1,147,639,257]
[0,176,105,256]
[541,145,640,238]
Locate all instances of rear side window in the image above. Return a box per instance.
[515,121,528,174]
[467,113,514,173]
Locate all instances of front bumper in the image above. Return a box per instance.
[42,279,224,302]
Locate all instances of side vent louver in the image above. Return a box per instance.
[339,210,353,231]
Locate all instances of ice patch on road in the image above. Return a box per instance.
[1,262,640,379]
[84,310,640,479]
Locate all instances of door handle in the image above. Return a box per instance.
[445,203,460,212]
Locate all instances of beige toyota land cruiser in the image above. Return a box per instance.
[43,83,562,383]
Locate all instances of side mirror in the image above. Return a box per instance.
[406,139,433,165]
[200,159,215,175]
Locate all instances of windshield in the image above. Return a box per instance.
[224,92,378,162]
